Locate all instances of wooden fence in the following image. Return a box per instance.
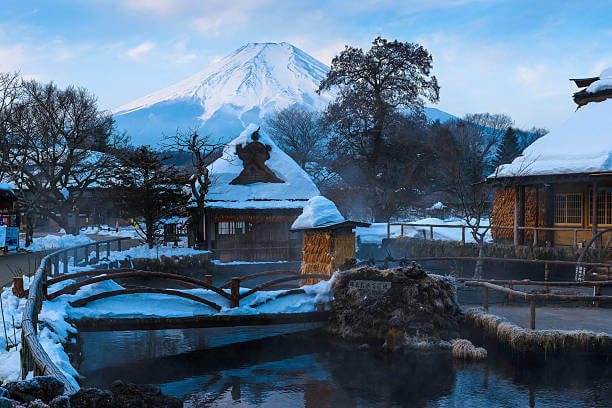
[463,279,612,329]
[20,237,130,393]
[387,223,594,247]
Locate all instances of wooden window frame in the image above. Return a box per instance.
[587,188,612,227]
[553,192,582,226]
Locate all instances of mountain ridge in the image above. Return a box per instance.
[112,42,456,146]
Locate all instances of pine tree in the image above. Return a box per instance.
[495,127,520,166]
[111,146,190,248]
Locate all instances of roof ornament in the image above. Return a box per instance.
[230,128,285,185]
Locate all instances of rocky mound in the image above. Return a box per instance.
[327,264,462,349]
[0,378,181,408]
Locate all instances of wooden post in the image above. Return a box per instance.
[205,275,213,285]
[63,252,68,274]
[230,278,240,308]
[533,228,538,247]
[107,242,111,258]
[387,223,391,239]
[592,182,598,241]
[573,229,578,248]
[595,285,601,308]
[513,186,519,246]
[544,263,549,292]
[429,226,434,240]
[95,243,100,263]
[117,239,122,252]
[422,230,426,240]
[530,298,536,330]
[483,286,488,312]
[461,227,466,245]
[519,186,526,245]
[84,245,89,265]
[507,283,512,304]
[400,224,404,237]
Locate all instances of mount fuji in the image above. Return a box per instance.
[112,42,455,146]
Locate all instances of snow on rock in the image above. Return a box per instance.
[291,196,344,230]
[27,233,94,252]
[429,201,446,210]
[204,123,320,209]
[492,98,612,178]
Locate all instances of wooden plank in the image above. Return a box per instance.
[71,311,330,332]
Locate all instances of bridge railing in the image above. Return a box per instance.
[20,237,130,393]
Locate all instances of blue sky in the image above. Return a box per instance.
[1,0,610,129]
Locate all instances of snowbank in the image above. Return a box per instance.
[586,66,612,94]
[27,233,94,252]
[356,218,492,245]
[291,196,344,230]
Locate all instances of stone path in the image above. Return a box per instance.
[464,305,612,333]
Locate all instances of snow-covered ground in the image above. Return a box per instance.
[356,218,492,246]
[0,243,331,386]
[26,233,94,252]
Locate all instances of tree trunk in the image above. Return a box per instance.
[474,241,484,279]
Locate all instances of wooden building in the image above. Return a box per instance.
[489,69,612,247]
[291,196,369,283]
[189,124,320,262]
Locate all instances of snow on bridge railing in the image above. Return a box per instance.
[20,237,130,394]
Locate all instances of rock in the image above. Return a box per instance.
[0,396,19,408]
[26,400,49,408]
[327,265,462,348]
[69,389,114,408]
[0,388,9,399]
[357,343,370,351]
[49,396,70,408]
[5,377,64,403]
[109,381,182,408]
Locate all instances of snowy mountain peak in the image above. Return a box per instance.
[112,42,455,146]
[112,42,333,145]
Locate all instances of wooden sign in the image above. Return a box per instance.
[348,280,391,296]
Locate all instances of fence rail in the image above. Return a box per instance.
[464,279,612,329]
[387,222,595,247]
[20,237,130,394]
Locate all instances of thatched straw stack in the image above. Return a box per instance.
[491,187,542,240]
[301,231,335,284]
[451,339,487,360]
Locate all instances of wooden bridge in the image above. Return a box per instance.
[20,238,330,394]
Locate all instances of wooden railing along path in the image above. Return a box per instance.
[387,222,595,248]
[20,237,130,394]
[462,279,612,330]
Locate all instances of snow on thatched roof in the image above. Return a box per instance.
[291,196,345,230]
[204,123,320,209]
[492,98,612,178]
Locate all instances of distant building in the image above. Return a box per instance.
[189,124,320,262]
[489,67,612,247]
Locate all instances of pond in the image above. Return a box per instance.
[79,328,612,407]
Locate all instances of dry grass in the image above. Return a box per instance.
[451,339,488,360]
[465,308,612,355]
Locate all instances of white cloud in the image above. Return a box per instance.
[516,65,547,85]
[126,42,155,59]
[0,44,26,72]
[176,53,197,64]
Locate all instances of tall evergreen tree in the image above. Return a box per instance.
[495,127,520,166]
[111,146,190,248]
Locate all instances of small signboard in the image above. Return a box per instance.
[5,226,18,250]
[348,280,392,296]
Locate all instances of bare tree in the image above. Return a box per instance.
[5,79,125,235]
[433,113,513,278]
[265,106,327,170]
[161,129,224,216]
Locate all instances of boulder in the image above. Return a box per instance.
[327,264,462,348]
[69,389,114,408]
[110,381,181,408]
[4,377,64,403]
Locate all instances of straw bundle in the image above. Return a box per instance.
[491,187,542,240]
[451,339,487,360]
[301,231,334,284]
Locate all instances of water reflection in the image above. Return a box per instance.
[80,329,612,407]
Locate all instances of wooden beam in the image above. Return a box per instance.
[71,311,330,332]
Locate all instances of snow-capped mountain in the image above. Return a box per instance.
[112,42,455,146]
